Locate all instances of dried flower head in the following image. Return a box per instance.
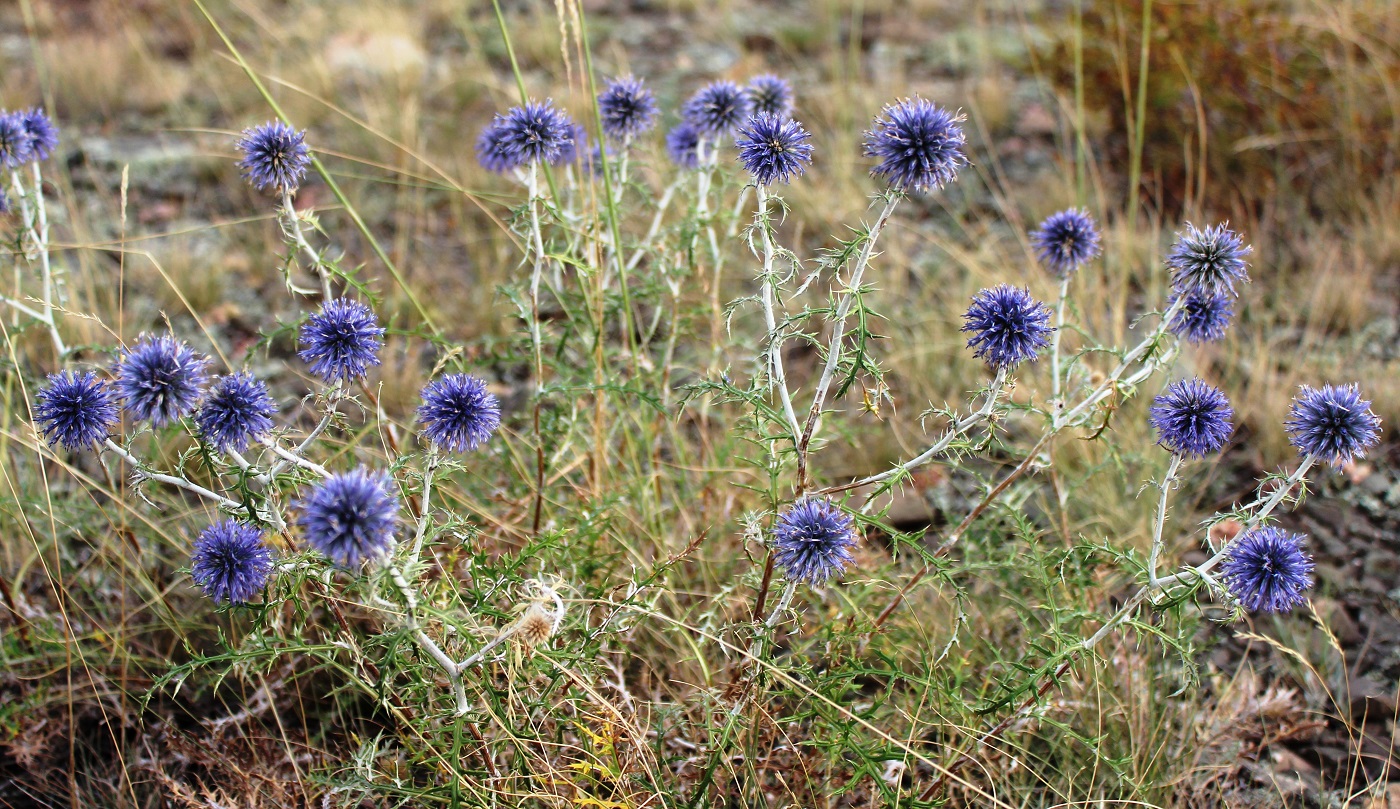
[0,113,34,169]
[298,298,385,383]
[195,372,278,453]
[665,122,702,170]
[681,81,752,135]
[493,100,575,167]
[116,334,210,427]
[34,370,120,450]
[735,112,813,185]
[1149,378,1234,458]
[746,74,794,118]
[191,520,275,604]
[1285,383,1381,467]
[19,108,59,162]
[1166,222,1251,296]
[516,603,556,648]
[1167,290,1235,344]
[597,75,659,140]
[772,498,859,585]
[961,285,1054,370]
[236,121,312,192]
[1222,527,1315,613]
[418,374,502,453]
[862,97,967,192]
[296,468,399,567]
[1030,208,1102,278]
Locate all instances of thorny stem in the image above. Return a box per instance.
[8,169,66,356]
[266,384,343,479]
[386,564,467,715]
[259,435,330,478]
[753,186,803,444]
[101,438,284,530]
[1050,276,1071,400]
[407,450,439,569]
[1147,453,1184,586]
[797,191,902,491]
[526,164,548,535]
[280,188,334,300]
[763,580,798,629]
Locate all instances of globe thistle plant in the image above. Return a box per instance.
[1030,208,1102,278]
[746,74,794,118]
[961,285,1054,370]
[1167,290,1235,344]
[19,108,59,162]
[1166,222,1251,297]
[597,75,659,141]
[665,122,702,170]
[681,81,752,135]
[771,498,859,585]
[1148,378,1234,458]
[862,97,968,192]
[475,120,518,174]
[297,468,400,567]
[492,100,575,166]
[34,370,120,451]
[735,113,814,185]
[195,372,278,453]
[1221,527,1315,613]
[191,520,275,604]
[116,334,210,427]
[298,298,385,383]
[1285,383,1381,467]
[236,121,312,193]
[0,113,33,169]
[417,374,502,453]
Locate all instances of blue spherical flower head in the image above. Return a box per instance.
[298,298,385,383]
[418,373,502,453]
[1285,383,1381,467]
[1030,208,1102,278]
[297,467,399,567]
[552,123,589,167]
[19,108,59,162]
[735,113,814,186]
[1149,378,1234,458]
[772,497,859,585]
[1167,290,1235,344]
[0,113,34,169]
[1222,527,1315,613]
[665,122,702,170]
[476,120,519,174]
[597,75,659,141]
[863,97,968,192]
[34,370,120,451]
[682,81,752,136]
[495,100,575,166]
[1166,222,1251,296]
[117,334,210,427]
[191,520,275,604]
[746,74,794,118]
[236,121,312,192]
[961,285,1053,370]
[195,372,278,453]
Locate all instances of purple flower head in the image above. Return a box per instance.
[552,123,589,167]
[597,75,659,141]
[746,75,794,118]
[862,97,967,192]
[665,122,703,170]
[19,108,59,162]
[418,373,502,453]
[1222,527,1315,613]
[0,189,9,215]
[1149,378,1234,458]
[34,370,120,451]
[117,334,209,427]
[191,520,275,604]
[1285,383,1381,467]
[1167,290,1235,344]
[195,372,278,454]
[298,298,385,383]
[1030,208,1102,278]
[296,467,399,568]
[494,100,575,166]
[476,120,518,174]
[961,285,1053,370]
[1166,222,1251,297]
[236,121,312,192]
[681,81,752,135]
[0,113,34,170]
[735,113,813,185]
[772,497,859,585]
